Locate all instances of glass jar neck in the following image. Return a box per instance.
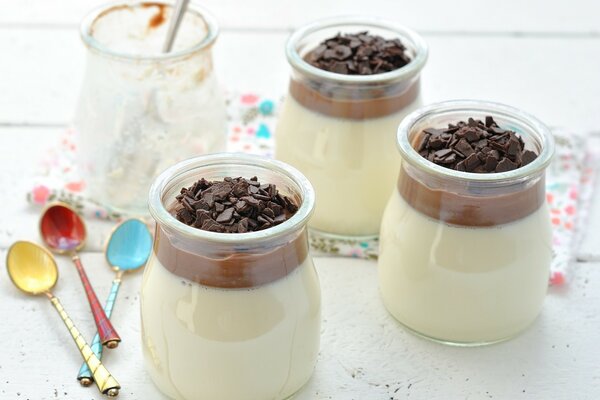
[285,16,427,119]
[395,100,555,227]
[80,1,219,63]
[153,224,309,288]
[148,154,315,288]
[398,164,546,226]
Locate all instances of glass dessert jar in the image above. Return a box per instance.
[275,17,428,238]
[142,154,320,400]
[378,100,555,345]
[75,1,226,215]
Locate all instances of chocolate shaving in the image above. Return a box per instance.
[305,31,411,75]
[174,177,298,233]
[413,115,539,173]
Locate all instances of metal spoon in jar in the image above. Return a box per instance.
[39,202,121,348]
[162,0,191,52]
[78,219,153,386]
[5,241,121,397]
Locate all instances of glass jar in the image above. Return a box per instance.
[275,17,428,238]
[378,100,555,345]
[75,1,227,215]
[142,153,320,400]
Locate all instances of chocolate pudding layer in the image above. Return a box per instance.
[153,225,309,288]
[155,175,308,288]
[289,78,419,120]
[398,116,544,227]
[397,168,545,227]
[289,31,419,120]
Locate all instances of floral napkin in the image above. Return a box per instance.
[27,93,599,286]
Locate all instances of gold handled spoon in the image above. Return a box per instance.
[6,241,120,397]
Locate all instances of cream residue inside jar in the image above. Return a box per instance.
[90,3,208,55]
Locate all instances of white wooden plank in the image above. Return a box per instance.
[1,253,599,399]
[1,28,599,132]
[1,0,599,33]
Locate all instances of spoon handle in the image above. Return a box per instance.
[72,254,121,347]
[48,294,120,397]
[77,273,123,384]
[162,0,191,52]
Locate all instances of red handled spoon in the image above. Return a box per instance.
[40,202,121,348]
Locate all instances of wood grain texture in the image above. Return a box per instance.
[1,253,599,399]
[1,29,599,131]
[1,1,599,399]
[1,0,599,33]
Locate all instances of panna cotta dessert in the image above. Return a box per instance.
[142,154,321,400]
[378,101,555,345]
[275,18,428,237]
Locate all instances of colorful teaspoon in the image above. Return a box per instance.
[39,202,121,348]
[78,219,152,386]
[6,241,121,397]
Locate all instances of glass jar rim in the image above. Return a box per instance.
[397,100,555,184]
[286,16,428,85]
[148,153,316,245]
[79,0,219,62]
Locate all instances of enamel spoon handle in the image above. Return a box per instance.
[72,253,121,347]
[78,271,123,384]
[47,293,120,397]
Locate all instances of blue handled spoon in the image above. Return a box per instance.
[78,219,153,386]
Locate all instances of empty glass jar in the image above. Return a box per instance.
[75,1,226,214]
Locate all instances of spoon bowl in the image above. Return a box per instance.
[106,219,153,271]
[6,241,58,295]
[77,218,153,386]
[40,202,86,253]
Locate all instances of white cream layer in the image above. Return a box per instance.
[140,255,321,400]
[275,95,421,237]
[378,190,552,344]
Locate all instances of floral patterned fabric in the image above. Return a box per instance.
[27,93,599,286]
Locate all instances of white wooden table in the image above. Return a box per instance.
[1,1,600,399]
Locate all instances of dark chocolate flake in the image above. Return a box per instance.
[414,115,539,174]
[506,136,521,157]
[173,176,298,233]
[496,157,518,172]
[454,139,475,157]
[216,207,234,223]
[463,153,482,172]
[434,148,453,159]
[429,136,444,150]
[416,134,430,152]
[305,31,411,75]
[483,156,499,172]
[521,150,537,166]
